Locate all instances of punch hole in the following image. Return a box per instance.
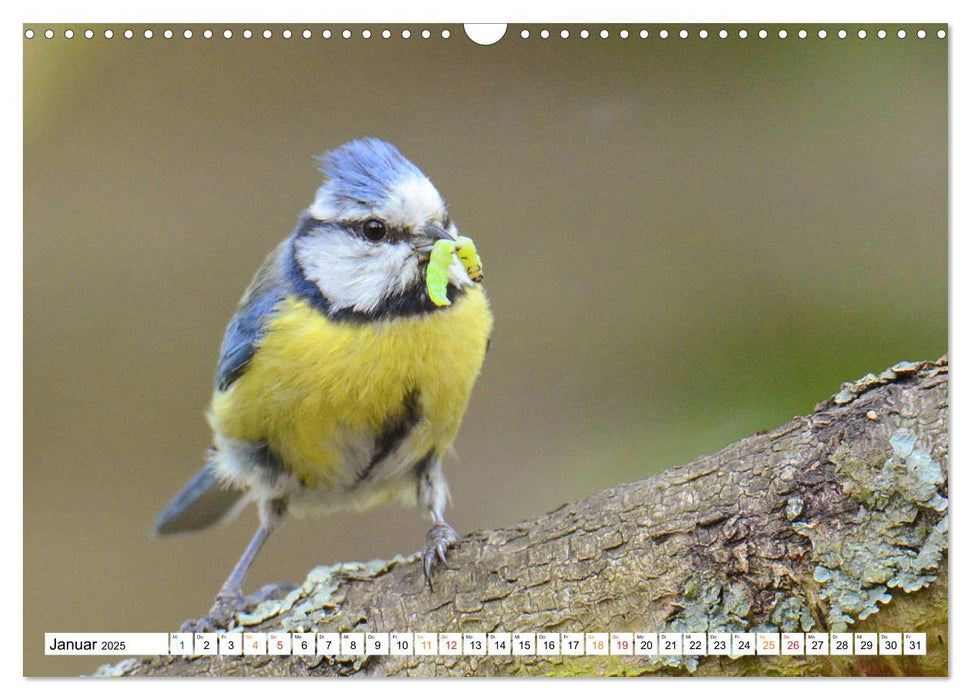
[283,29,292,39]
[144,29,153,39]
[738,29,748,39]
[24,29,34,39]
[581,29,589,39]
[323,29,332,39]
[203,29,212,39]
[560,29,569,39]
[421,29,430,39]
[798,29,807,39]
[679,29,687,39]
[124,29,134,39]
[264,29,273,39]
[85,29,93,39]
[464,24,506,46]
[639,29,648,39]
[441,29,451,39]
[858,29,867,38]
[243,29,252,39]
[223,29,232,39]
[401,29,411,39]
[897,29,907,39]
[937,29,946,38]
[600,29,609,39]
[917,29,926,39]
[382,29,391,39]
[540,29,550,39]
[817,29,827,39]
[164,29,173,39]
[660,29,669,39]
[342,29,351,39]
[183,29,193,39]
[620,29,629,39]
[44,28,53,39]
[520,29,529,39]
[64,29,73,39]
[838,29,847,39]
[699,29,708,39]
[779,29,788,38]
[877,29,887,39]
[758,29,767,39]
[104,29,113,38]
[719,29,728,39]
[362,29,372,39]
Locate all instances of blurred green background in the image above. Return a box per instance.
[24,24,946,676]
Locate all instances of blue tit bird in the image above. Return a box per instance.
[155,138,493,628]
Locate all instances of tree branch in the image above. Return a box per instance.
[101,357,949,677]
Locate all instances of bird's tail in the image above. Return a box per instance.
[154,458,248,536]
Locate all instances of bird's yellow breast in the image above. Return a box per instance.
[210,287,492,488]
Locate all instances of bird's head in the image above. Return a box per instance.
[289,138,473,319]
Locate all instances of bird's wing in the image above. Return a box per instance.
[215,243,288,391]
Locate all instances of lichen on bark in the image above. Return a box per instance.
[100,357,948,678]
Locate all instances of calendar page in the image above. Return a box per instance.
[23,13,948,679]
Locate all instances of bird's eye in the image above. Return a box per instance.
[362,219,387,242]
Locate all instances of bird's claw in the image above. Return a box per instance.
[178,581,298,633]
[422,522,458,590]
[179,595,238,634]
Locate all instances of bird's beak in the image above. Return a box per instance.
[414,224,455,256]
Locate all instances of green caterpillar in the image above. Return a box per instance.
[426,236,483,307]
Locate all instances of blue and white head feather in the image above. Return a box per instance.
[308,138,448,228]
[293,138,467,316]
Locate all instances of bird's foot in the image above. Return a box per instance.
[179,581,298,633]
[422,522,458,590]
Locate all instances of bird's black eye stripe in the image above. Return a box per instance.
[362,218,387,242]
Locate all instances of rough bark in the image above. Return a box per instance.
[100,357,949,677]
